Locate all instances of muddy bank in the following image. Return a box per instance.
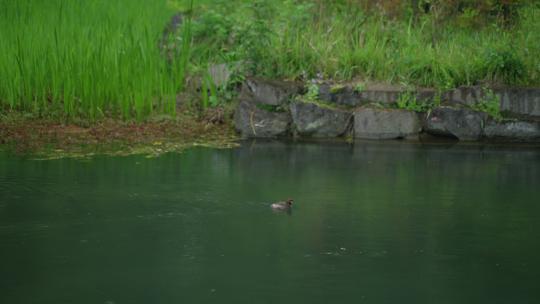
[0,111,237,158]
[234,78,540,142]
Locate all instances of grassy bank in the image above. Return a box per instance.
[190,0,539,87]
[1,0,539,121]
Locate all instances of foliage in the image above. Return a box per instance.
[305,83,320,101]
[0,0,194,120]
[187,0,539,88]
[396,91,432,112]
[470,88,503,120]
[481,48,526,84]
[1,0,539,120]
[354,83,366,93]
[200,74,217,111]
[328,0,531,27]
[238,1,277,75]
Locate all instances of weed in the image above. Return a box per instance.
[396,91,431,112]
[256,104,286,113]
[330,84,346,94]
[354,83,366,93]
[200,71,220,111]
[305,83,320,102]
[470,88,503,120]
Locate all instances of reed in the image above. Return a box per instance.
[0,0,192,119]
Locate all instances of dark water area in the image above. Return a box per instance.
[1,141,539,304]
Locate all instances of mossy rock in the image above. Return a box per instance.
[290,102,352,138]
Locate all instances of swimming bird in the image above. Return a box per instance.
[271,199,293,211]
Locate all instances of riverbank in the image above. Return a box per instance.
[1,1,539,120]
[2,78,540,159]
[235,78,540,142]
[2,1,540,157]
[0,110,237,159]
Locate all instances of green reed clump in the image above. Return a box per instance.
[0,0,191,119]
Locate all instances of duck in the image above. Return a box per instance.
[271,198,293,211]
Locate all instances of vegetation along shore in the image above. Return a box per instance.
[1,0,539,156]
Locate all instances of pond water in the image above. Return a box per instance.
[1,141,539,304]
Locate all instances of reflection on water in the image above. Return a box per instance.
[1,140,539,303]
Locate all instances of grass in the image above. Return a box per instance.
[190,1,540,87]
[0,0,539,121]
[469,88,503,121]
[0,0,191,120]
[395,92,431,112]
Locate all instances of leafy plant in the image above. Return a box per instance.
[470,88,503,120]
[200,71,222,112]
[237,0,275,75]
[305,83,320,101]
[354,83,366,93]
[396,91,431,112]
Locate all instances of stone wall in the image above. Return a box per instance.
[234,78,540,142]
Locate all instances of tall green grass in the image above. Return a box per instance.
[0,0,191,119]
[189,0,540,88]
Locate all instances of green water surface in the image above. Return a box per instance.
[1,141,539,303]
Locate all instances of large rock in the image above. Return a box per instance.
[496,88,540,120]
[445,86,484,106]
[207,61,244,87]
[290,102,352,138]
[318,84,364,106]
[318,83,435,107]
[484,120,540,141]
[234,100,291,138]
[446,86,540,120]
[354,108,422,139]
[207,63,231,87]
[425,107,487,141]
[240,78,303,106]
